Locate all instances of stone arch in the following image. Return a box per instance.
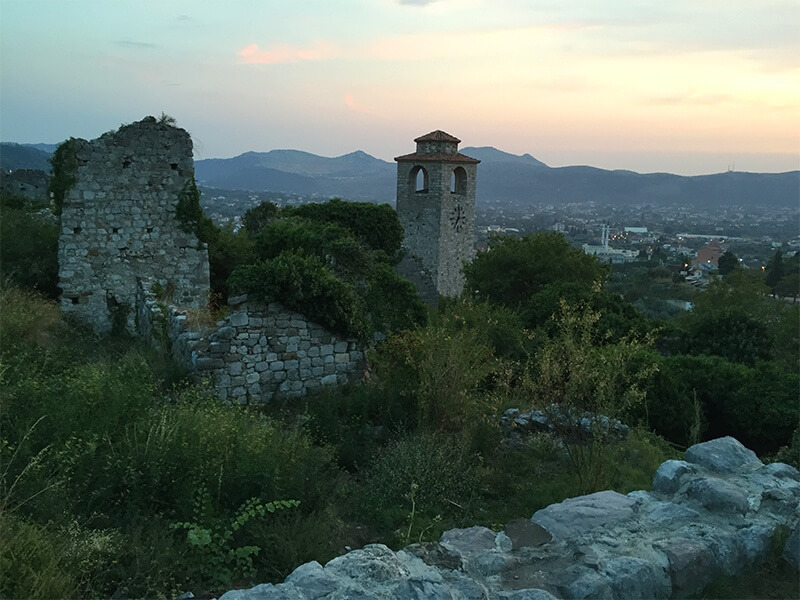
[451,166,467,195]
[410,165,428,193]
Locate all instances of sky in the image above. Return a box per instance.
[1,0,799,175]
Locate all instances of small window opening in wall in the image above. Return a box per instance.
[122,159,132,168]
[70,297,79,305]
[451,167,467,195]
[410,165,428,193]
[169,163,178,170]
[146,227,153,233]
[73,226,82,234]
[112,227,119,233]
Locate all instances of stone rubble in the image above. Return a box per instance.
[220,436,799,600]
[500,407,629,447]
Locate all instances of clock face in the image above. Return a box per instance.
[449,203,465,232]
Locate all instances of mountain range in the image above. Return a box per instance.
[2,142,797,208]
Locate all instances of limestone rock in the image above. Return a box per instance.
[652,460,697,495]
[684,436,762,474]
[220,437,799,600]
[531,491,636,539]
[683,477,750,515]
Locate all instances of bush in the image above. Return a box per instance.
[286,198,403,257]
[371,317,502,433]
[0,204,59,298]
[300,383,414,471]
[229,251,367,339]
[359,431,483,543]
[362,263,428,334]
[529,302,659,493]
[254,218,372,282]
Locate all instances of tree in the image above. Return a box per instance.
[464,232,609,309]
[717,250,739,277]
[765,250,785,294]
[242,201,279,236]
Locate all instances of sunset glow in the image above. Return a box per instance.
[1,0,798,174]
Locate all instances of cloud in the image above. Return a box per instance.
[238,41,338,64]
[114,39,157,49]
[343,92,385,118]
[398,0,438,5]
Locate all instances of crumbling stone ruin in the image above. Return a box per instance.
[57,116,209,334]
[221,437,800,600]
[137,283,365,403]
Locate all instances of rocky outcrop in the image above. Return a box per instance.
[221,437,799,600]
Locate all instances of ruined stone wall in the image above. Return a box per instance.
[58,116,209,334]
[136,282,365,403]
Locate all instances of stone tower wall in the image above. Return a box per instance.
[395,133,478,298]
[436,163,477,296]
[58,117,210,334]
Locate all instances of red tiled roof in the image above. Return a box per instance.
[414,130,461,143]
[394,152,480,164]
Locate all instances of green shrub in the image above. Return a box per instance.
[529,302,659,493]
[48,138,79,216]
[360,431,483,543]
[300,383,414,471]
[229,251,367,339]
[647,354,799,455]
[0,205,59,298]
[371,318,502,433]
[254,218,372,282]
[286,198,403,257]
[362,263,428,334]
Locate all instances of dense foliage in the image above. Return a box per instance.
[284,198,404,258]
[228,200,426,338]
[0,193,59,298]
[47,138,79,216]
[3,177,797,598]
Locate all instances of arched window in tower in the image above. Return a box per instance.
[451,166,467,195]
[410,165,428,194]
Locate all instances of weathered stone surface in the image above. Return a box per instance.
[283,561,338,599]
[531,491,636,539]
[440,526,498,555]
[601,556,671,599]
[220,438,798,600]
[684,436,762,474]
[504,519,552,549]
[683,477,750,515]
[59,117,209,335]
[497,590,559,600]
[658,537,716,596]
[652,460,697,495]
[219,583,301,600]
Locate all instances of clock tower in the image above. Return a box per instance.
[395,130,479,298]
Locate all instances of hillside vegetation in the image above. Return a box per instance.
[1,190,797,598]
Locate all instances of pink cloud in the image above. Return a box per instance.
[238,41,337,64]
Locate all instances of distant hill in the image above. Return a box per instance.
[194,149,395,201]
[0,143,53,172]
[461,146,549,168]
[4,140,797,208]
[195,147,798,208]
